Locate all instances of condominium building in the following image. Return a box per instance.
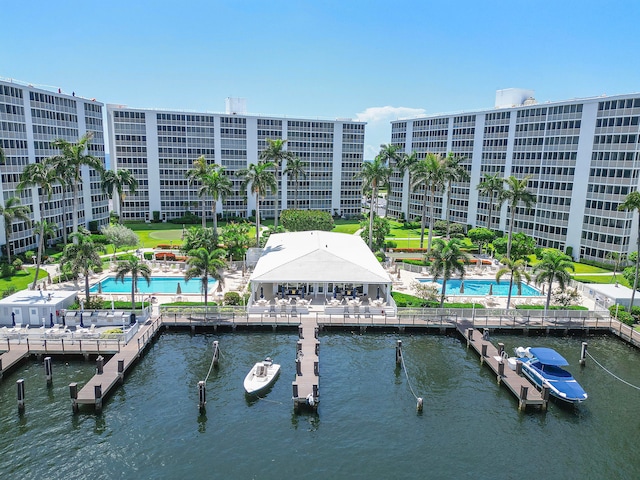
[388,89,640,262]
[106,101,365,224]
[0,79,109,257]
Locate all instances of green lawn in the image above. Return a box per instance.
[572,263,612,274]
[0,267,48,294]
[572,273,629,287]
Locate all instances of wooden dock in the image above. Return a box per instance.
[0,344,30,379]
[292,317,319,412]
[456,321,548,410]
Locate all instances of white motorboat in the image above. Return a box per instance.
[243,357,281,395]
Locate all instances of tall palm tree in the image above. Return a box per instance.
[0,197,31,265]
[60,231,104,302]
[442,152,470,238]
[202,165,233,235]
[496,257,531,309]
[283,156,307,209]
[377,144,403,217]
[259,138,294,229]
[429,238,468,307]
[30,219,56,290]
[395,150,419,222]
[101,169,138,223]
[237,161,277,247]
[184,247,226,306]
[186,155,212,228]
[410,153,446,252]
[533,249,575,311]
[501,175,536,258]
[115,257,152,311]
[476,173,505,231]
[0,145,5,164]
[50,133,104,238]
[357,155,391,250]
[618,190,640,308]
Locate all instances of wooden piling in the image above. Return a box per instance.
[94,385,103,413]
[497,360,504,383]
[17,378,25,413]
[44,356,53,386]
[0,358,3,380]
[497,342,504,356]
[212,341,220,367]
[396,340,402,365]
[480,343,487,364]
[198,380,206,411]
[519,385,529,410]
[69,382,79,413]
[579,342,588,366]
[96,355,104,375]
[117,359,125,384]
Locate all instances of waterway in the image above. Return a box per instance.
[1,332,639,479]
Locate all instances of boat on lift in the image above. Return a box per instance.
[243,357,280,395]
[510,347,588,404]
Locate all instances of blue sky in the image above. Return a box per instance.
[2,0,640,158]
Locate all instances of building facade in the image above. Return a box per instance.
[0,79,109,257]
[106,104,365,223]
[388,90,640,263]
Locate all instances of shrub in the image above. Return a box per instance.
[223,291,241,305]
[386,240,398,249]
[152,211,160,222]
[12,258,23,271]
[1,286,17,298]
[1,263,15,278]
[144,252,153,260]
[280,209,334,232]
[155,252,176,261]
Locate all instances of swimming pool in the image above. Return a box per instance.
[90,276,218,295]
[418,278,541,296]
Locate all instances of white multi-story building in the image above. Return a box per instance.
[106,102,364,222]
[388,89,640,262]
[0,79,109,257]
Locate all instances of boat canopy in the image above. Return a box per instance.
[529,348,569,366]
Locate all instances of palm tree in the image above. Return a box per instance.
[186,155,212,228]
[30,219,57,290]
[50,133,104,237]
[0,197,31,265]
[357,155,391,250]
[0,146,5,164]
[395,150,419,222]
[377,144,402,217]
[501,175,536,258]
[410,153,446,252]
[259,138,294,228]
[533,249,575,311]
[202,165,232,235]
[283,156,307,209]
[185,247,226,306]
[606,251,626,285]
[115,257,152,311]
[496,257,531,309]
[476,173,505,231]
[237,161,277,246]
[60,231,104,302]
[429,238,468,307]
[618,191,640,308]
[442,152,470,238]
[101,169,138,223]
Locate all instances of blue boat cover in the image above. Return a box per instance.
[529,348,569,366]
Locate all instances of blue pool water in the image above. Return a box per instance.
[90,276,217,294]
[419,278,541,296]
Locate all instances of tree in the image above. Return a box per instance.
[181,226,218,253]
[184,247,226,306]
[60,230,104,302]
[0,145,5,164]
[618,190,640,307]
[357,154,391,250]
[281,210,334,232]
[50,133,104,238]
[283,156,307,209]
[429,238,468,307]
[186,155,212,228]
[492,232,536,261]
[410,153,446,252]
[259,138,294,228]
[101,224,139,255]
[501,175,536,258]
[0,197,31,265]
[395,151,419,222]
[359,216,391,252]
[442,153,469,238]
[496,257,531,309]
[377,144,403,217]
[115,257,151,311]
[221,222,251,261]
[606,251,626,285]
[467,227,496,255]
[533,249,575,311]
[30,219,57,290]
[101,169,138,223]
[202,165,232,234]
[476,173,505,231]
[237,161,277,246]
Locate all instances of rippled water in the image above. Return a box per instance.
[1,332,639,479]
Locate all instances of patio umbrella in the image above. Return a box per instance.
[80,315,84,328]
[98,282,102,294]
[333,285,337,299]
[460,280,465,294]
[50,312,54,328]
[260,286,264,298]
[377,287,380,299]
[11,312,15,327]
[301,286,305,299]
[176,282,182,295]
[488,284,493,296]
[281,285,285,299]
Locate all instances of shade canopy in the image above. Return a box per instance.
[529,348,569,366]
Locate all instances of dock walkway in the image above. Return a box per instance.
[0,344,29,378]
[292,317,319,412]
[456,321,547,410]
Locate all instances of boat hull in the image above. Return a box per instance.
[243,361,281,395]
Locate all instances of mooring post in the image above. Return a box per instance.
[515,360,523,376]
[497,360,505,383]
[315,341,319,356]
[298,325,304,339]
[0,358,3,380]
[212,340,219,366]
[416,397,423,413]
[396,339,402,365]
[96,355,104,375]
[480,343,487,364]
[117,359,125,384]
[297,340,303,353]
[312,384,318,400]
[296,358,302,376]
[69,382,78,413]
[292,383,299,398]
[44,356,53,386]
[519,385,528,410]
[198,380,206,411]
[314,361,319,376]
[17,379,25,413]
[541,383,550,411]
[466,328,473,348]
[94,385,103,413]
[579,342,588,366]
[314,326,318,339]
[497,342,504,356]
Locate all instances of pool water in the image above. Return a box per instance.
[90,276,217,294]
[419,278,541,296]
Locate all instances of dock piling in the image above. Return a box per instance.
[416,397,423,413]
[298,325,304,339]
[69,382,78,413]
[212,341,219,367]
[541,383,550,410]
[515,360,523,376]
[497,343,504,356]
[518,385,529,410]
[94,385,103,412]
[480,343,487,364]
[396,340,402,365]
[579,342,588,366]
[198,380,206,411]
[96,355,104,375]
[44,356,53,386]
[117,359,125,384]
[497,360,504,383]
[17,379,25,413]
[0,358,3,380]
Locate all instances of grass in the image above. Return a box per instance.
[0,267,48,293]
[572,263,612,274]
[571,273,630,287]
